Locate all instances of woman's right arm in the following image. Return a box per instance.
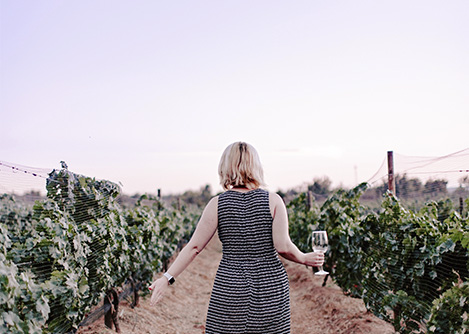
[270,192,324,267]
[149,196,218,305]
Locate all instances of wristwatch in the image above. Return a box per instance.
[163,272,175,285]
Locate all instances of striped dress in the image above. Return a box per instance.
[205,189,290,334]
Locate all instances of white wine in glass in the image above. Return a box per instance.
[312,231,329,275]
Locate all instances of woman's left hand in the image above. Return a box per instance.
[303,251,324,267]
[149,277,169,306]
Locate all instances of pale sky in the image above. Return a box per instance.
[1,1,468,195]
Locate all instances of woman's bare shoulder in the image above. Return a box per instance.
[268,191,283,204]
[268,191,286,218]
[204,196,219,211]
[208,196,219,205]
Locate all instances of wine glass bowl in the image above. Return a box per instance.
[312,231,329,275]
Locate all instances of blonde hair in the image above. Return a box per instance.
[218,142,266,191]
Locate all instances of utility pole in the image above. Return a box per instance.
[387,151,396,195]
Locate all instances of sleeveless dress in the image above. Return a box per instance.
[205,189,291,334]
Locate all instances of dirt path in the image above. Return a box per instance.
[78,237,395,334]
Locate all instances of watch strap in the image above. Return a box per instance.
[163,272,175,285]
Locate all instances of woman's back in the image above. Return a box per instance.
[217,189,277,260]
[205,189,291,334]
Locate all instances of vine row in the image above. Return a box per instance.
[287,183,468,334]
[0,168,199,333]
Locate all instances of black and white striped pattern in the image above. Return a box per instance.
[205,189,290,334]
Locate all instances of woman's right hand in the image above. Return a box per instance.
[303,251,324,267]
[149,277,170,306]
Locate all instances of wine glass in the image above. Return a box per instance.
[312,231,329,275]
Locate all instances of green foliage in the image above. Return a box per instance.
[360,194,463,333]
[0,250,48,334]
[287,185,469,334]
[317,182,369,297]
[427,279,469,334]
[1,168,199,333]
[124,194,200,284]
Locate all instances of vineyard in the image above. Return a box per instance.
[1,164,469,333]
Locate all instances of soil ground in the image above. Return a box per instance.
[78,237,396,334]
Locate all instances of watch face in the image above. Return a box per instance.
[168,277,175,285]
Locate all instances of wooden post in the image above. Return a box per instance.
[306,191,313,211]
[387,151,396,196]
[157,189,162,210]
[129,277,139,308]
[104,289,120,332]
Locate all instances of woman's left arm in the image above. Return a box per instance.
[149,196,218,305]
[270,192,324,267]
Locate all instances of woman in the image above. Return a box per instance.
[149,141,324,333]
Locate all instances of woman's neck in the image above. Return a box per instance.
[232,185,247,189]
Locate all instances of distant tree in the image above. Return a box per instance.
[308,176,332,196]
[178,184,213,207]
[396,174,423,198]
[26,190,41,196]
[424,179,448,196]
